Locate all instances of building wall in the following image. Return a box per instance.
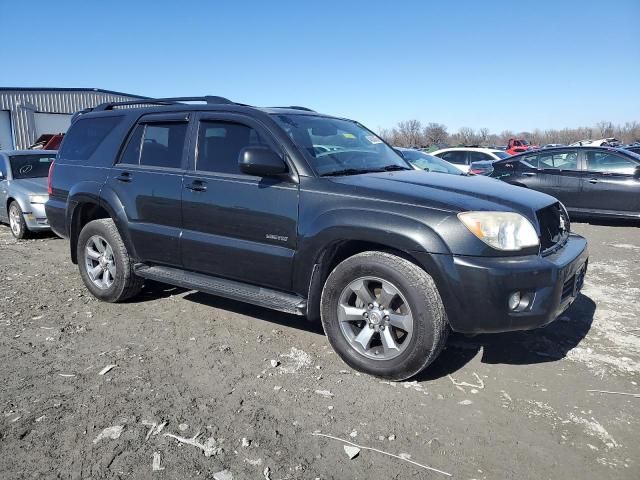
[0,89,144,149]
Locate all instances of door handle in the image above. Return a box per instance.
[588,178,599,184]
[522,172,537,176]
[186,180,207,192]
[115,172,132,183]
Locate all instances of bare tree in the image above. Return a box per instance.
[423,122,448,146]
[478,127,490,144]
[456,127,477,146]
[396,120,424,147]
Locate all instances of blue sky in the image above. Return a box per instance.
[2,0,638,133]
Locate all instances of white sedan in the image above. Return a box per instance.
[430,147,510,172]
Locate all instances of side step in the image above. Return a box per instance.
[134,264,307,316]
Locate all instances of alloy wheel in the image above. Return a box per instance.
[84,235,116,289]
[337,276,413,360]
[9,204,21,237]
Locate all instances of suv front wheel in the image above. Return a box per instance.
[77,219,143,302]
[320,251,448,381]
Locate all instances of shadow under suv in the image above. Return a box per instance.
[46,96,588,380]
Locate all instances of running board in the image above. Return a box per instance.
[134,264,306,316]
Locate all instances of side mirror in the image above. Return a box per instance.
[239,146,287,177]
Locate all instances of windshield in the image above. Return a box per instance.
[493,151,511,159]
[401,150,463,175]
[271,114,411,176]
[9,154,55,179]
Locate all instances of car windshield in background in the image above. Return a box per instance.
[401,150,463,175]
[494,151,511,159]
[9,155,55,179]
[272,114,411,176]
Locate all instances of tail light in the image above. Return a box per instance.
[469,168,485,175]
[47,160,55,195]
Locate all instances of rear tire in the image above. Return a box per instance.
[320,251,448,381]
[77,218,143,302]
[8,202,30,240]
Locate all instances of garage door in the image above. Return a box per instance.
[34,112,72,137]
[0,110,13,150]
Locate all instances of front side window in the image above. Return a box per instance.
[197,121,266,174]
[494,151,511,159]
[586,151,638,174]
[538,150,578,170]
[271,114,411,176]
[120,122,187,169]
[9,154,55,179]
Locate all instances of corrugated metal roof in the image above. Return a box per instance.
[0,88,145,148]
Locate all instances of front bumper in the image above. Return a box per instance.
[23,202,50,231]
[418,234,589,334]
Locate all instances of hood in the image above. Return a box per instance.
[328,170,557,219]
[12,177,48,194]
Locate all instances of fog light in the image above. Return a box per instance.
[508,292,521,311]
[508,291,533,312]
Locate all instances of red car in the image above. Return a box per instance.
[506,138,536,155]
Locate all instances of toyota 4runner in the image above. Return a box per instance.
[46,97,588,380]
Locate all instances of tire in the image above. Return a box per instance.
[320,251,448,381]
[77,218,143,302]
[8,201,30,240]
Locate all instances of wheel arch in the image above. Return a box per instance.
[297,209,452,322]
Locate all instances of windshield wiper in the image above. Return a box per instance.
[321,168,382,177]
[380,164,412,171]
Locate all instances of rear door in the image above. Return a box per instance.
[181,112,299,291]
[0,155,8,222]
[105,113,189,266]
[580,149,640,215]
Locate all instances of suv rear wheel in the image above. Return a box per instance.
[77,219,143,302]
[320,251,448,381]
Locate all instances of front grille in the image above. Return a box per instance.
[536,202,570,254]
[561,275,575,300]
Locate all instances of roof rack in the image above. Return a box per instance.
[270,106,316,112]
[92,96,235,112]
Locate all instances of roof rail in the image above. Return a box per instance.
[270,106,316,112]
[92,96,235,112]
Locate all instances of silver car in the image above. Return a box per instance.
[0,150,55,239]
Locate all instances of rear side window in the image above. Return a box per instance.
[120,122,187,169]
[197,121,266,174]
[538,150,578,170]
[58,116,121,162]
[468,151,494,162]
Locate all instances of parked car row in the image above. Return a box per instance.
[471,146,640,220]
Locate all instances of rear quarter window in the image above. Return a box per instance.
[58,116,122,162]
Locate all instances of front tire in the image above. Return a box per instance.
[8,202,30,240]
[320,251,448,381]
[77,218,143,302]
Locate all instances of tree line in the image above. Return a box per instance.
[378,120,640,148]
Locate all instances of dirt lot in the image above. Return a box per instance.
[1,221,638,480]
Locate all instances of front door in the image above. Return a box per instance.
[181,113,299,291]
[105,113,189,266]
[522,149,584,209]
[580,149,640,215]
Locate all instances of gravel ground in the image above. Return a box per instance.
[0,221,638,479]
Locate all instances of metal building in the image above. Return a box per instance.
[0,88,146,150]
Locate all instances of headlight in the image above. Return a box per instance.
[458,211,539,251]
[29,195,48,204]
